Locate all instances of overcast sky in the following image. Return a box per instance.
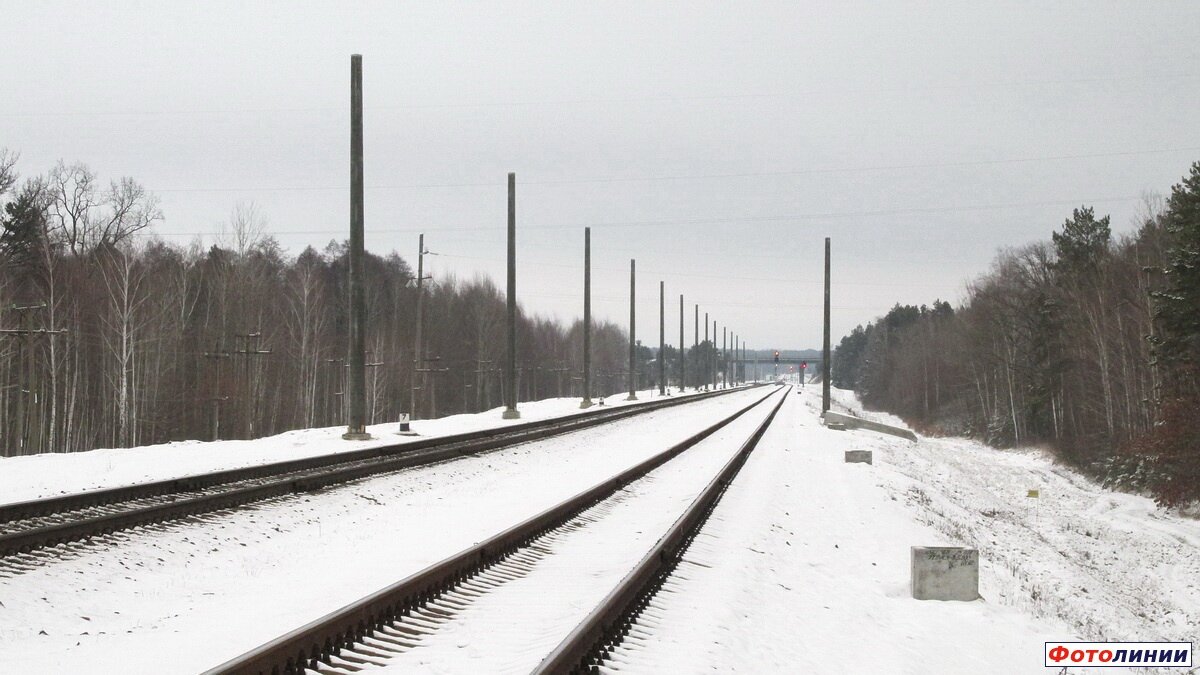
[4,1,1199,350]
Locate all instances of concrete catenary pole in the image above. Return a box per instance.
[703,314,709,391]
[580,227,592,408]
[658,281,665,395]
[503,173,520,419]
[823,236,832,414]
[713,320,719,390]
[626,259,638,400]
[724,329,734,384]
[722,326,727,389]
[343,54,370,441]
[693,304,699,391]
[679,295,685,394]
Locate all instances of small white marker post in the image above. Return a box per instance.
[397,413,418,436]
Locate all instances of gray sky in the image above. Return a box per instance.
[4,1,1199,350]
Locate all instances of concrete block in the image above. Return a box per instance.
[911,546,979,601]
[825,422,847,431]
[844,450,873,464]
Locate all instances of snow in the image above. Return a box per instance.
[369,391,784,673]
[0,386,696,506]
[0,387,771,673]
[0,383,1196,673]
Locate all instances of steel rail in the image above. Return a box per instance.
[0,386,759,559]
[532,385,789,674]
[202,385,785,675]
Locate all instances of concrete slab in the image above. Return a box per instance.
[844,450,873,464]
[911,546,979,601]
[823,410,917,441]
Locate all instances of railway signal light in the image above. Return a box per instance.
[773,350,780,364]
[801,361,807,370]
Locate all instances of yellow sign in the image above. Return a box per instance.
[1027,489,1040,498]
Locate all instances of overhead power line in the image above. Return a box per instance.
[142,194,1147,239]
[147,146,1200,194]
[6,71,1198,118]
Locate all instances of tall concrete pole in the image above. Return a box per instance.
[658,281,665,395]
[410,233,425,422]
[703,312,709,391]
[724,327,729,388]
[343,54,370,441]
[580,227,592,408]
[626,259,637,400]
[503,173,520,419]
[823,236,832,414]
[693,304,698,391]
[679,295,684,394]
[713,320,719,390]
[734,341,744,384]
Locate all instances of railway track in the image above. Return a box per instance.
[0,386,755,562]
[203,384,788,675]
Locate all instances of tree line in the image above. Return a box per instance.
[0,150,730,456]
[832,161,1200,506]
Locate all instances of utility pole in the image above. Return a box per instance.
[343,54,370,440]
[411,233,431,422]
[703,312,709,391]
[1,304,66,454]
[416,359,450,418]
[626,259,637,401]
[366,357,384,424]
[658,281,665,396]
[580,227,592,408]
[503,172,520,419]
[471,358,493,412]
[678,295,684,395]
[823,236,832,414]
[325,356,345,425]
[551,361,570,398]
[202,339,231,441]
[232,332,271,438]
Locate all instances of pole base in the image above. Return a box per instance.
[502,408,521,420]
[342,431,372,441]
[579,399,594,409]
[625,394,638,401]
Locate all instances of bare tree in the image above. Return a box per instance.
[219,201,267,257]
[46,161,161,256]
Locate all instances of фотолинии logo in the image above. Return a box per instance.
[1045,642,1192,668]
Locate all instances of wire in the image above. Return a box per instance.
[7,71,1198,118]
[148,146,1200,194]
[141,194,1145,238]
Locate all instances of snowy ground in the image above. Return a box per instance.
[0,387,771,673]
[0,385,699,506]
[824,387,1199,649]
[0,383,1195,673]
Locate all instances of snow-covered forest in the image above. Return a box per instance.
[833,161,1200,506]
